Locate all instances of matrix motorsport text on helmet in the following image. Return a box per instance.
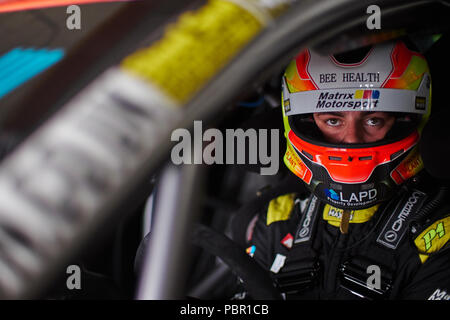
[282,41,431,210]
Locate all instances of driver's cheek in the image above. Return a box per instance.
[363,126,387,143]
[322,128,344,143]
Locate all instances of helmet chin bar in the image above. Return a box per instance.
[288,129,419,184]
[285,130,421,210]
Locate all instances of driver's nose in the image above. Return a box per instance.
[341,121,364,144]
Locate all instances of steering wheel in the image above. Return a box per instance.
[191,223,282,300]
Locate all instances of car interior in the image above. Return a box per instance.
[0,0,449,300]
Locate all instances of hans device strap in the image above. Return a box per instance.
[274,188,428,299]
[376,189,427,249]
[339,188,428,299]
[274,194,321,298]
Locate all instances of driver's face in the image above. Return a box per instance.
[313,111,395,144]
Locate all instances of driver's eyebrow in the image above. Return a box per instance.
[316,112,345,117]
[317,111,378,117]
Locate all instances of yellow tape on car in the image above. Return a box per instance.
[121,0,266,104]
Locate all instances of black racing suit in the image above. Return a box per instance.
[230,172,450,300]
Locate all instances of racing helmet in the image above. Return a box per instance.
[281,40,431,210]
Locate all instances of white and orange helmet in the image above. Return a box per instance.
[282,41,431,209]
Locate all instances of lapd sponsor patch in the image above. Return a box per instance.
[377,190,427,249]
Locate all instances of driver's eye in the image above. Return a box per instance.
[366,118,383,126]
[326,118,341,126]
